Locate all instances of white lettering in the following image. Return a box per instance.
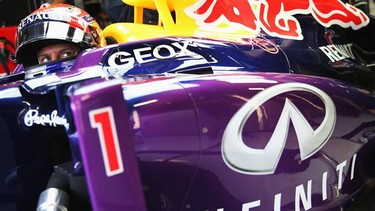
[335,44,355,59]
[328,45,346,61]
[172,41,195,56]
[320,44,355,62]
[351,153,357,180]
[274,193,281,211]
[153,45,176,59]
[24,109,69,128]
[20,12,64,28]
[319,46,338,62]
[336,160,347,190]
[107,41,196,68]
[209,154,358,211]
[108,51,135,68]
[322,171,328,201]
[134,46,157,64]
[242,200,260,210]
[295,180,312,211]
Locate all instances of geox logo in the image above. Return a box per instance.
[222,83,336,175]
[108,40,195,68]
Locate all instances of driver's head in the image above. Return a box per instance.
[15,3,106,68]
[37,41,80,64]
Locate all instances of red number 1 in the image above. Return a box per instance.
[89,107,124,177]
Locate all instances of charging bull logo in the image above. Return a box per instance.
[185,0,369,40]
[222,83,336,175]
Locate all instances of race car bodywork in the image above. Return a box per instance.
[1,0,375,211]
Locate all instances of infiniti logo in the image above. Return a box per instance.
[222,83,336,175]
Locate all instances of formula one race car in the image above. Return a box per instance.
[1,0,375,211]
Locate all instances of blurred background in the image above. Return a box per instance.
[0,0,109,27]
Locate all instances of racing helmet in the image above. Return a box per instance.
[15,3,106,68]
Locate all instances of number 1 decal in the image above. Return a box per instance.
[89,107,124,177]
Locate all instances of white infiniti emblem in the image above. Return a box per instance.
[222,83,336,175]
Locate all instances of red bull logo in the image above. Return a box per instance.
[185,0,369,40]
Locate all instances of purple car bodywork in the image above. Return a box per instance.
[68,70,375,210]
[1,4,375,211]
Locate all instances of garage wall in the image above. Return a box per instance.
[0,0,30,26]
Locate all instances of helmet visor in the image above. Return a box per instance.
[17,21,86,49]
[16,21,87,66]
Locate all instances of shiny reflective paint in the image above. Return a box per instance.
[112,73,375,210]
[0,36,374,211]
[222,82,336,175]
[0,0,375,210]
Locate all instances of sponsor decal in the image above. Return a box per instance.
[319,43,355,62]
[212,154,357,211]
[242,37,279,54]
[19,13,65,27]
[23,109,69,128]
[185,0,369,40]
[89,107,124,177]
[107,40,196,69]
[20,6,87,28]
[216,83,362,211]
[222,83,336,175]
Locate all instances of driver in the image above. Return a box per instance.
[15,3,106,69]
